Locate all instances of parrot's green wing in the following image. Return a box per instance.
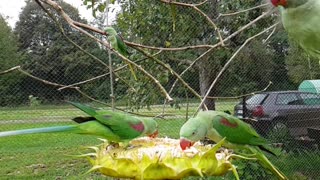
[74,121,121,141]
[94,113,144,139]
[211,113,288,179]
[115,35,129,57]
[211,113,266,146]
[69,102,145,140]
[115,35,137,80]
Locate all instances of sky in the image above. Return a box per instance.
[0,0,120,28]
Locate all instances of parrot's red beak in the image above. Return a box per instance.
[180,138,195,150]
[148,130,159,138]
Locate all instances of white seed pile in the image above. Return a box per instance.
[104,137,223,161]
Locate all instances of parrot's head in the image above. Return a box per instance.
[142,119,159,138]
[104,27,117,36]
[270,0,308,8]
[270,0,287,7]
[179,117,207,150]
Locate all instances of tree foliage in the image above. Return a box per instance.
[0,0,300,108]
[286,40,320,84]
[14,0,109,103]
[113,0,291,109]
[0,15,24,106]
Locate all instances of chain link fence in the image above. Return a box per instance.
[0,0,320,179]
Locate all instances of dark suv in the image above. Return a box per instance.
[234,91,320,136]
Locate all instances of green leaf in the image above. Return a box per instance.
[98,4,106,12]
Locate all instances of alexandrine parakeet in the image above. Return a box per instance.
[271,0,320,59]
[0,102,158,143]
[179,111,287,180]
[105,27,137,80]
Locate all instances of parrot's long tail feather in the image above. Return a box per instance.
[258,145,279,156]
[127,62,137,80]
[0,125,75,137]
[68,101,97,117]
[250,147,288,180]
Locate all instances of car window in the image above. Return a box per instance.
[276,93,302,105]
[245,94,267,105]
[300,93,320,105]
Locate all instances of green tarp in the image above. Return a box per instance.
[299,80,320,93]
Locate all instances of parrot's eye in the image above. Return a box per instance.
[192,131,196,135]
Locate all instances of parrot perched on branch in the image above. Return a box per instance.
[179,111,287,180]
[105,27,137,80]
[0,102,158,144]
[271,0,320,59]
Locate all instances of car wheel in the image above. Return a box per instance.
[273,122,288,131]
[267,121,291,143]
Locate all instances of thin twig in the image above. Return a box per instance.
[3,66,71,88]
[36,0,135,91]
[217,3,269,18]
[134,47,201,99]
[0,66,21,75]
[39,0,173,102]
[57,51,162,91]
[160,0,225,46]
[169,10,274,94]
[195,23,279,115]
[263,26,277,44]
[127,8,273,54]
[204,81,273,99]
[169,47,215,94]
[125,41,214,51]
[2,66,159,117]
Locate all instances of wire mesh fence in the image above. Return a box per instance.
[0,0,320,179]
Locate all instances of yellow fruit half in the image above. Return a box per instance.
[83,137,240,180]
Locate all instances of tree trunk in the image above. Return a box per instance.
[198,58,219,110]
[198,0,219,110]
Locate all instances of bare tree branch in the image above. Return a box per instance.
[125,41,214,51]
[57,52,162,91]
[195,23,279,115]
[0,66,163,117]
[38,0,173,102]
[217,3,269,18]
[204,81,273,99]
[133,47,201,99]
[168,47,215,94]
[160,0,225,46]
[0,66,21,75]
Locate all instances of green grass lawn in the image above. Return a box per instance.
[1,102,319,179]
[0,120,186,179]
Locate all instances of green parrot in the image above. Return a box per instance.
[104,27,137,80]
[0,102,158,143]
[179,111,287,180]
[271,0,320,59]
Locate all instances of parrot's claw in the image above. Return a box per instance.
[125,144,142,150]
[217,147,233,154]
[106,142,120,151]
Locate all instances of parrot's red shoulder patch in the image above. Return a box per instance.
[130,122,145,132]
[220,118,238,128]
